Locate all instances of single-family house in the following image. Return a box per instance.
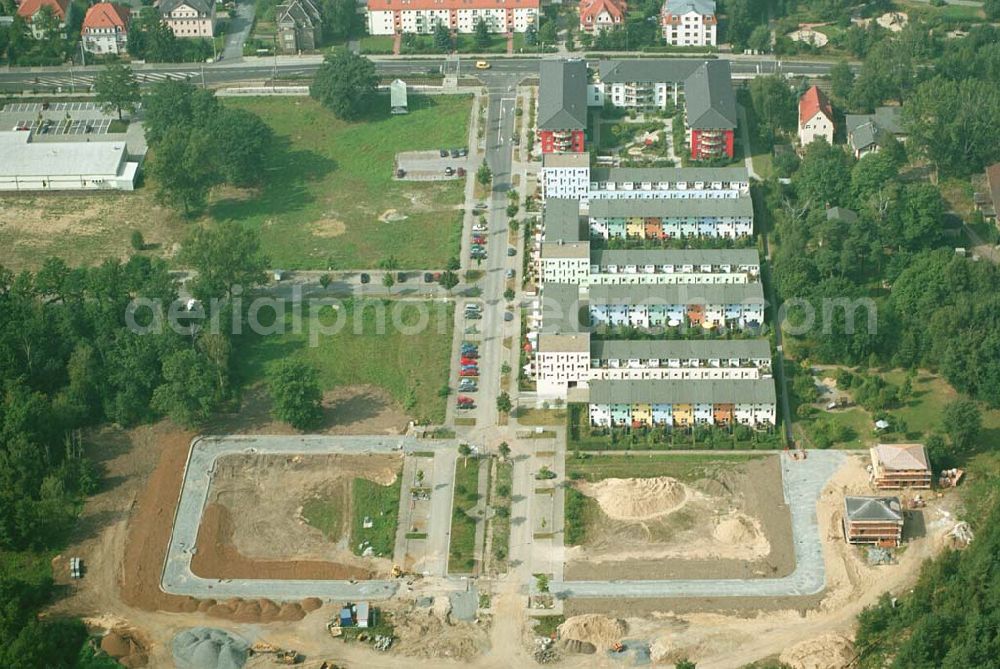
[17,0,70,38]
[798,85,833,146]
[81,2,130,55]
[159,0,216,38]
[537,60,589,154]
[276,0,322,52]
[845,106,905,159]
[843,496,904,546]
[870,443,931,489]
[579,0,626,33]
[660,0,716,47]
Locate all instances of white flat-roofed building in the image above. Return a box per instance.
[366,0,538,35]
[0,131,141,192]
[541,152,591,200]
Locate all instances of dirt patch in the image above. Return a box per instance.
[565,457,788,580]
[780,633,855,669]
[312,218,347,238]
[379,208,409,223]
[192,451,400,573]
[388,600,492,661]
[557,615,627,651]
[99,628,149,667]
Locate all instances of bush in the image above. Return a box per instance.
[130,229,145,251]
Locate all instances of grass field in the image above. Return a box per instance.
[448,456,481,573]
[515,408,567,425]
[360,35,395,54]
[240,300,454,423]
[490,460,513,569]
[301,497,343,540]
[567,452,764,483]
[350,476,402,558]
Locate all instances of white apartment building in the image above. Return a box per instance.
[366,0,538,35]
[597,60,703,110]
[660,0,716,47]
[540,246,760,285]
[587,283,766,330]
[588,196,755,240]
[540,152,591,200]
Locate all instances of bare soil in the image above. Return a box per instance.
[565,456,793,580]
[188,452,400,578]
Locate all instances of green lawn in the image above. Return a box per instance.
[448,456,481,574]
[221,94,472,269]
[360,35,395,54]
[455,33,508,54]
[301,496,344,540]
[240,300,454,423]
[567,452,763,483]
[350,476,402,558]
[490,460,513,569]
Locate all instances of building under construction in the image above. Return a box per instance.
[870,443,931,489]
[843,496,904,547]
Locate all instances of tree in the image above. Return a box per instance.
[496,391,512,414]
[675,661,697,669]
[439,270,459,290]
[310,51,378,120]
[474,17,491,50]
[851,152,898,205]
[458,443,472,458]
[987,0,1000,19]
[181,220,269,301]
[130,230,145,251]
[747,25,771,53]
[151,348,219,426]
[498,441,511,459]
[524,22,538,47]
[127,7,178,62]
[208,107,274,186]
[319,273,332,289]
[142,78,215,146]
[538,19,557,46]
[433,22,452,52]
[942,399,981,454]
[382,273,395,288]
[794,139,854,207]
[477,161,492,186]
[749,75,796,143]
[93,63,141,120]
[268,359,323,429]
[503,287,515,301]
[322,0,357,40]
[829,60,854,105]
[148,128,218,216]
[534,572,550,593]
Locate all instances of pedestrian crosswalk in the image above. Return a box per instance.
[26,71,200,89]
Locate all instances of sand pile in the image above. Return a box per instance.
[713,515,764,545]
[779,633,855,669]
[100,630,148,668]
[557,615,627,651]
[577,477,688,521]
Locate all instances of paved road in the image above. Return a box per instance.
[547,450,845,598]
[0,55,847,91]
[222,0,256,61]
[161,435,463,600]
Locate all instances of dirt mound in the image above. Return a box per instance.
[779,633,855,669]
[232,600,262,622]
[100,629,148,667]
[558,615,627,651]
[276,603,306,621]
[577,477,688,521]
[713,515,764,545]
[302,597,323,611]
[100,632,132,657]
[259,599,280,620]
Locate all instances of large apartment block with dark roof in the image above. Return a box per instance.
[684,61,738,160]
[537,60,589,154]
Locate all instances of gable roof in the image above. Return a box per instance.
[847,119,878,151]
[538,60,589,131]
[159,0,213,16]
[799,85,832,126]
[844,496,903,522]
[277,0,321,26]
[873,443,929,471]
[599,58,703,84]
[825,206,858,224]
[17,0,69,20]
[664,0,715,15]
[580,0,627,24]
[874,105,904,134]
[684,60,737,130]
[82,3,130,31]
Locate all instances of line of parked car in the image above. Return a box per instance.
[457,305,481,409]
[471,202,488,261]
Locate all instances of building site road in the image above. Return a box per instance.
[161,435,465,600]
[548,450,845,599]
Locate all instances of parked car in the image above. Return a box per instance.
[473,203,487,211]
[439,148,449,157]
[397,272,406,282]
[457,401,475,409]
[396,168,405,178]
[465,303,482,311]
[507,247,517,257]
[457,395,475,404]
[457,167,466,177]
[459,147,468,157]
[462,350,479,359]
[459,381,478,392]
[424,272,434,283]
[465,312,482,320]
[450,148,460,158]
[504,311,514,322]
[459,369,479,377]
[359,273,370,284]
[473,224,488,232]
[472,236,486,245]
[506,269,515,279]
[460,357,477,365]
[444,166,455,176]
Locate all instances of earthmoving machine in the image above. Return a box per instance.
[250,642,301,664]
[274,649,300,664]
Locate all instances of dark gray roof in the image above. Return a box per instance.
[589,282,765,304]
[874,106,904,135]
[589,378,776,404]
[664,0,715,15]
[826,207,858,224]
[591,248,760,266]
[543,198,584,243]
[847,119,878,151]
[591,338,771,360]
[844,496,903,522]
[846,107,905,151]
[159,0,212,15]
[277,0,320,25]
[540,283,586,334]
[684,61,737,130]
[588,194,753,218]
[590,165,748,184]
[538,60,589,131]
[598,59,704,84]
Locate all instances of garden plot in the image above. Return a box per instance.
[565,454,794,580]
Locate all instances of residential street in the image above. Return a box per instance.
[221,0,256,61]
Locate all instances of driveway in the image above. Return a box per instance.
[222,0,256,61]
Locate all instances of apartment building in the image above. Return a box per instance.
[588,196,754,240]
[590,165,748,200]
[598,59,702,109]
[540,152,592,200]
[588,379,777,428]
[366,0,538,35]
[798,85,834,146]
[159,0,215,38]
[81,2,130,55]
[684,60,737,160]
[588,283,766,330]
[660,0,716,47]
[537,60,589,154]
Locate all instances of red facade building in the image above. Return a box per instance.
[537,60,589,154]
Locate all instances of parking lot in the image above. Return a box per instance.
[3,101,114,113]
[10,117,115,135]
[395,149,472,181]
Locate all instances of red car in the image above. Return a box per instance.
[459,369,478,377]
[457,395,475,404]
[460,356,477,365]
[472,236,486,244]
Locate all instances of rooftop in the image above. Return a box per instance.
[591,338,771,360]
[367,0,538,8]
[537,332,591,353]
[591,247,760,267]
[542,241,590,258]
[589,282,765,305]
[663,0,715,15]
[538,60,589,131]
[598,58,704,84]
[543,198,584,243]
[588,194,753,218]
[799,85,833,126]
[542,151,591,169]
[0,131,129,178]
[17,0,69,19]
[872,443,930,471]
[588,378,776,404]
[826,206,858,224]
[580,0,627,23]
[82,2,130,30]
[844,496,903,522]
[539,283,586,334]
[684,60,738,130]
[590,165,748,184]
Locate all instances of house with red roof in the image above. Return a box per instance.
[82,3,131,55]
[579,0,626,34]
[17,0,70,38]
[798,85,834,146]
